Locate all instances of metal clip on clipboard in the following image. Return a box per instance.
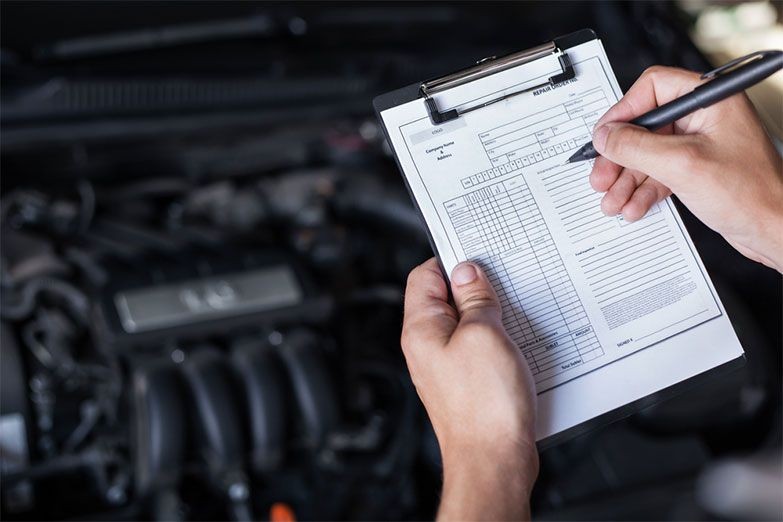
[420,41,576,125]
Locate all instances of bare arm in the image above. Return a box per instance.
[589,66,783,272]
[402,259,538,521]
[438,441,536,521]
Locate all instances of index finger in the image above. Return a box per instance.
[589,66,702,192]
[595,66,702,128]
[402,258,458,345]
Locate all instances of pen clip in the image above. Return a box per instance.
[700,50,769,80]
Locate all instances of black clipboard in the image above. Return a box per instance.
[373,29,596,284]
[373,28,745,449]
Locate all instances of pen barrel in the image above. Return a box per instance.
[631,51,783,131]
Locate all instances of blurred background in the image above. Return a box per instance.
[1,2,781,521]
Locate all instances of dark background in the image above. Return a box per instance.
[1,2,781,521]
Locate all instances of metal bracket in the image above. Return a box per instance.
[420,44,576,125]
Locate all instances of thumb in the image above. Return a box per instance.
[450,262,502,325]
[593,121,692,192]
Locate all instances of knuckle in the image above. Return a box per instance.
[605,125,636,155]
[640,65,701,94]
[405,265,422,289]
[623,201,645,221]
[601,194,621,215]
[641,65,664,80]
[460,292,498,312]
[643,65,693,82]
[641,65,675,85]
[673,67,703,83]
[639,182,659,203]
[405,260,445,295]
[603,128,620,154]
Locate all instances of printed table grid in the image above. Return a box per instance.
[444,173,603,383]
[459,87,609,190]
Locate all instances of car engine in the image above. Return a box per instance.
[1,154,438,520]
[2,2,780,521]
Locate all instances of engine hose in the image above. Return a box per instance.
[1,277,89,322]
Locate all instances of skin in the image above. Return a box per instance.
[402,259,538,521]
[402,66,783,521]
[590,66,783,272]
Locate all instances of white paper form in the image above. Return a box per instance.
[380,39,744,440]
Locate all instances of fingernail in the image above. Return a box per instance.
[451,263,478,286]
[592,124,612,153]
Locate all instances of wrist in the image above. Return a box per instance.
[441,438,539,496]
[437,440,538,521]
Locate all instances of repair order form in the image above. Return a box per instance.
[378,38,744,441]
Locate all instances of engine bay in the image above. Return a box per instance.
[1,2,781,520]
[1,120,440,518]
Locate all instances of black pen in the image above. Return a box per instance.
[567,49,783,163]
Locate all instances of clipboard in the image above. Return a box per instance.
[373,28,745,449]
[374,29,594,123]
[373,28,596,283]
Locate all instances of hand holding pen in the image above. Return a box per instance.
[577,63,783,272]
[568,50,783,162]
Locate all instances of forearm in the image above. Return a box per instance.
[401,260,540,521]
[438,443,538,521]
